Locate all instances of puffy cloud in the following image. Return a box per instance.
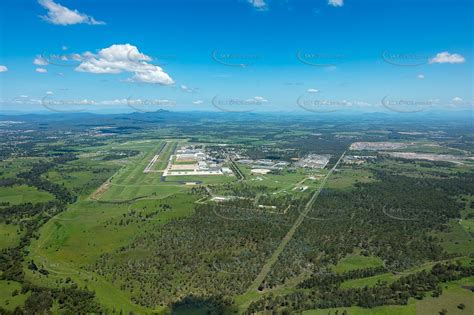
[192,100,204,105]
[75,44,174,85]
[417,74,425,79]
[131,69,174,84]
[36,68,48,73]
[0,65,8,72]
[33,55,49,66]
[247,96,268,103]
[38,0,105,25]
[248,0,267,10]
[452,97,463,102]
[328,0,344,7]
[180,85,198,93]
[307,88,319,93]
[46,91,54,95]
[429,52,465,64]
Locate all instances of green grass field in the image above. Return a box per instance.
[326,168,375,190]
[340,273,396,289]
[414,276,474,314]
[0,185,54,206]
[0,280,30,312]
[0,223,22,250]
[460,195,474,236]
[332,253,384,274]
[303,303,416,315]
[238,164,324,192]
[435,220,474,255]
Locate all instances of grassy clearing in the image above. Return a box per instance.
[332,253,384,273]
[0,223,22,250]
[303,303,416,315]
[0,280,30,311]
[415,276,474,314]
[435,220,474,255]
[326,168,374,190]
[165,175,235,185]
[460,195,474,236]
[0,185,54,206]
[238,164,322,192]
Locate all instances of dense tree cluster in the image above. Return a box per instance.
[93,195,299,309]
[17,155,77,203]
[0,285,102,315]
[299,267,387,290]
[262,170,471,289]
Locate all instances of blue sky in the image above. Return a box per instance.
[0,0,472,113]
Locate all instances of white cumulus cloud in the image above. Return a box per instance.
[38,0,105,25]
[36,68,48,73]
[246,96,268,104]
[180,85,198,93]
[328,0,344,7]
[33,55,49,66]
[75,44,174,85]
[429,52,465,64]
[307,88,319,93]
[0,65,8,72]
[192,100,204,105]
[248,0,267,10]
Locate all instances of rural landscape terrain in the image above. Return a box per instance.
[0,111,472,314]
[0,0,472,313]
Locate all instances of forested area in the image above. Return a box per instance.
[247,262,474,313]
[262,169,473,289]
